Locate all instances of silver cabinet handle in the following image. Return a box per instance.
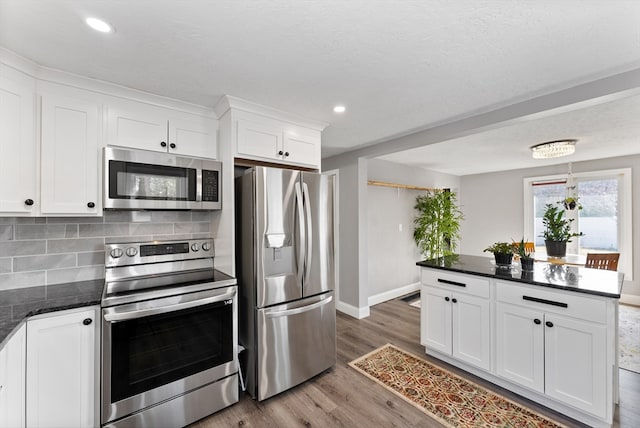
[265,295,333,318]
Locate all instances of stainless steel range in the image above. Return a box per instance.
[101,238,238,428]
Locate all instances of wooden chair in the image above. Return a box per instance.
[585,253,619,271]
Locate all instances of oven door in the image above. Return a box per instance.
[104,147,201,210]
[101,286,237,424]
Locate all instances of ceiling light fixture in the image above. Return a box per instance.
[86,17,113,33]
[333,105,346,113]
[530,139,577,159]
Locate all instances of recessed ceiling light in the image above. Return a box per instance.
[333,105,346,113]
[86,17,113,33]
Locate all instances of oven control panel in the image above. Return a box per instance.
[105,239,214,267]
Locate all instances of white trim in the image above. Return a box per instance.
[368,282,420,307]
[336,300,370,319]
[620,294,640,307]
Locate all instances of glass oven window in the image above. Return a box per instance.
[110,301,233,402]
[109,160,197,201]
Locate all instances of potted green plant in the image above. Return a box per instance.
[514,238,534,271]
[413,190,463,260]
[540,203,583,257]
[483,242,514,267]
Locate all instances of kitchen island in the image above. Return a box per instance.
[416,255,623,428]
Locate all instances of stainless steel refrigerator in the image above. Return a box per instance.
[236,166,336,401]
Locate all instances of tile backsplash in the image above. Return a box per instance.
[0,211,214,291]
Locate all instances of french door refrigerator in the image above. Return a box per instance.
[236,166,336,401]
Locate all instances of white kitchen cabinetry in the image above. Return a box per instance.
[107,100,217,159]
[0,324,26,428]
[236,116,320,168]
[40,93,101,215]
[26,307,99,428]
[420,270,491,371]
[0,75,37,215]
[495,282,607,418]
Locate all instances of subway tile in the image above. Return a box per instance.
[65,224,79,238]
[0,258,11,273]
[130,223,174,236]
[46,216,104,224]
[193,233,213,240]
[153,234,192,241]
[0,218,43,225]
[174,222,211,234]
[13,254,76,272]
[0,271,46,291]
[150,211,192,222]
[47,266,104,285]
[0,240,46,257]
[15,224,66,240]
[77,251,105,267]
[191,211,214,222]
[105,235,154,244]
[103,211,151,223]
[78,223,129,237]
[0,225,13,241]
[47,238,104,254]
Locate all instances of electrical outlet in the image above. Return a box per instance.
[399,223,403,232]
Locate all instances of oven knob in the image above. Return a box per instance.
[191,243,200,252]
[202,242,211,251]
[110,248,123,259]
[126,247,138,257]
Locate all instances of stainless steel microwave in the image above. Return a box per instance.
[104,147,222,210]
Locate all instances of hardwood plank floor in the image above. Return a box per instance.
[192,298,640,428]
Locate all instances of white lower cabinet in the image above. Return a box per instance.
[26,307,99,428]
[0,324,26,428]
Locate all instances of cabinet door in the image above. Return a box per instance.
[452,293,491,370]
[40,94,100,215]
[107,104,168,153]
[0,324,26,428]
[495,303,544,392]
[0,76,37,214]
[26,308,98,428]
[544,314,607,418]
[236,118,282,161]
[283,130,320,167]
[169,116,217,158]
[420,286,452,354]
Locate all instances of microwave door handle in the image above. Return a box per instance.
[302,182,313,285]
[295,182,306,285]
[103,288,236,322]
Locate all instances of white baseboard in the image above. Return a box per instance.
[336,300,370,319]
[368,282,420,307]
[620,293,640,306]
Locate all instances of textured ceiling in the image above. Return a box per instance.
[1,0,640,172]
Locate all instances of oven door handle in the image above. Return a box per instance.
[103,288,236,322]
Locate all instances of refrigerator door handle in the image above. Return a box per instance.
[264,294,333,318]
[302,182,313,285]
[295,182,306,284]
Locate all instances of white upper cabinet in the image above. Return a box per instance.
[0,75,37,215]
[107,99,218,159]
[40,92,101,215]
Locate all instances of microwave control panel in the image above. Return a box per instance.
[202,170,219,202]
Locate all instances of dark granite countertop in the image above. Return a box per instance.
[417,254,623,298]
[0,279,104,348]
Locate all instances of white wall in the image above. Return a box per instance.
[459,154,640,302]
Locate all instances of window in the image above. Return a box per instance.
[524,168,632,279]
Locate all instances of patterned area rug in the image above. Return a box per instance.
[620,304,640,373]
[349,344,567,428]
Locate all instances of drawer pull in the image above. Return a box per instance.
[522,295,568,308]
[437,278,466,287]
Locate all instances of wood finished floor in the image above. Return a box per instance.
[192,298,640,428]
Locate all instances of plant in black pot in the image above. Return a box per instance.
[514,238,534,271]
[540,203,583,258]
[483,242,514,268]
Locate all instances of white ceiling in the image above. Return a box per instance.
[1,0,640,174]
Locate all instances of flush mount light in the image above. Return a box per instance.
[530,139,577,159]
[86,17,113,33]
[333,105,346,113]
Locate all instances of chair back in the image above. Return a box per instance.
[524,242,535,253]
[585,253,619,271]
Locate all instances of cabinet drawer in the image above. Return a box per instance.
[496,281,606,324]
[421,269,490,299]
